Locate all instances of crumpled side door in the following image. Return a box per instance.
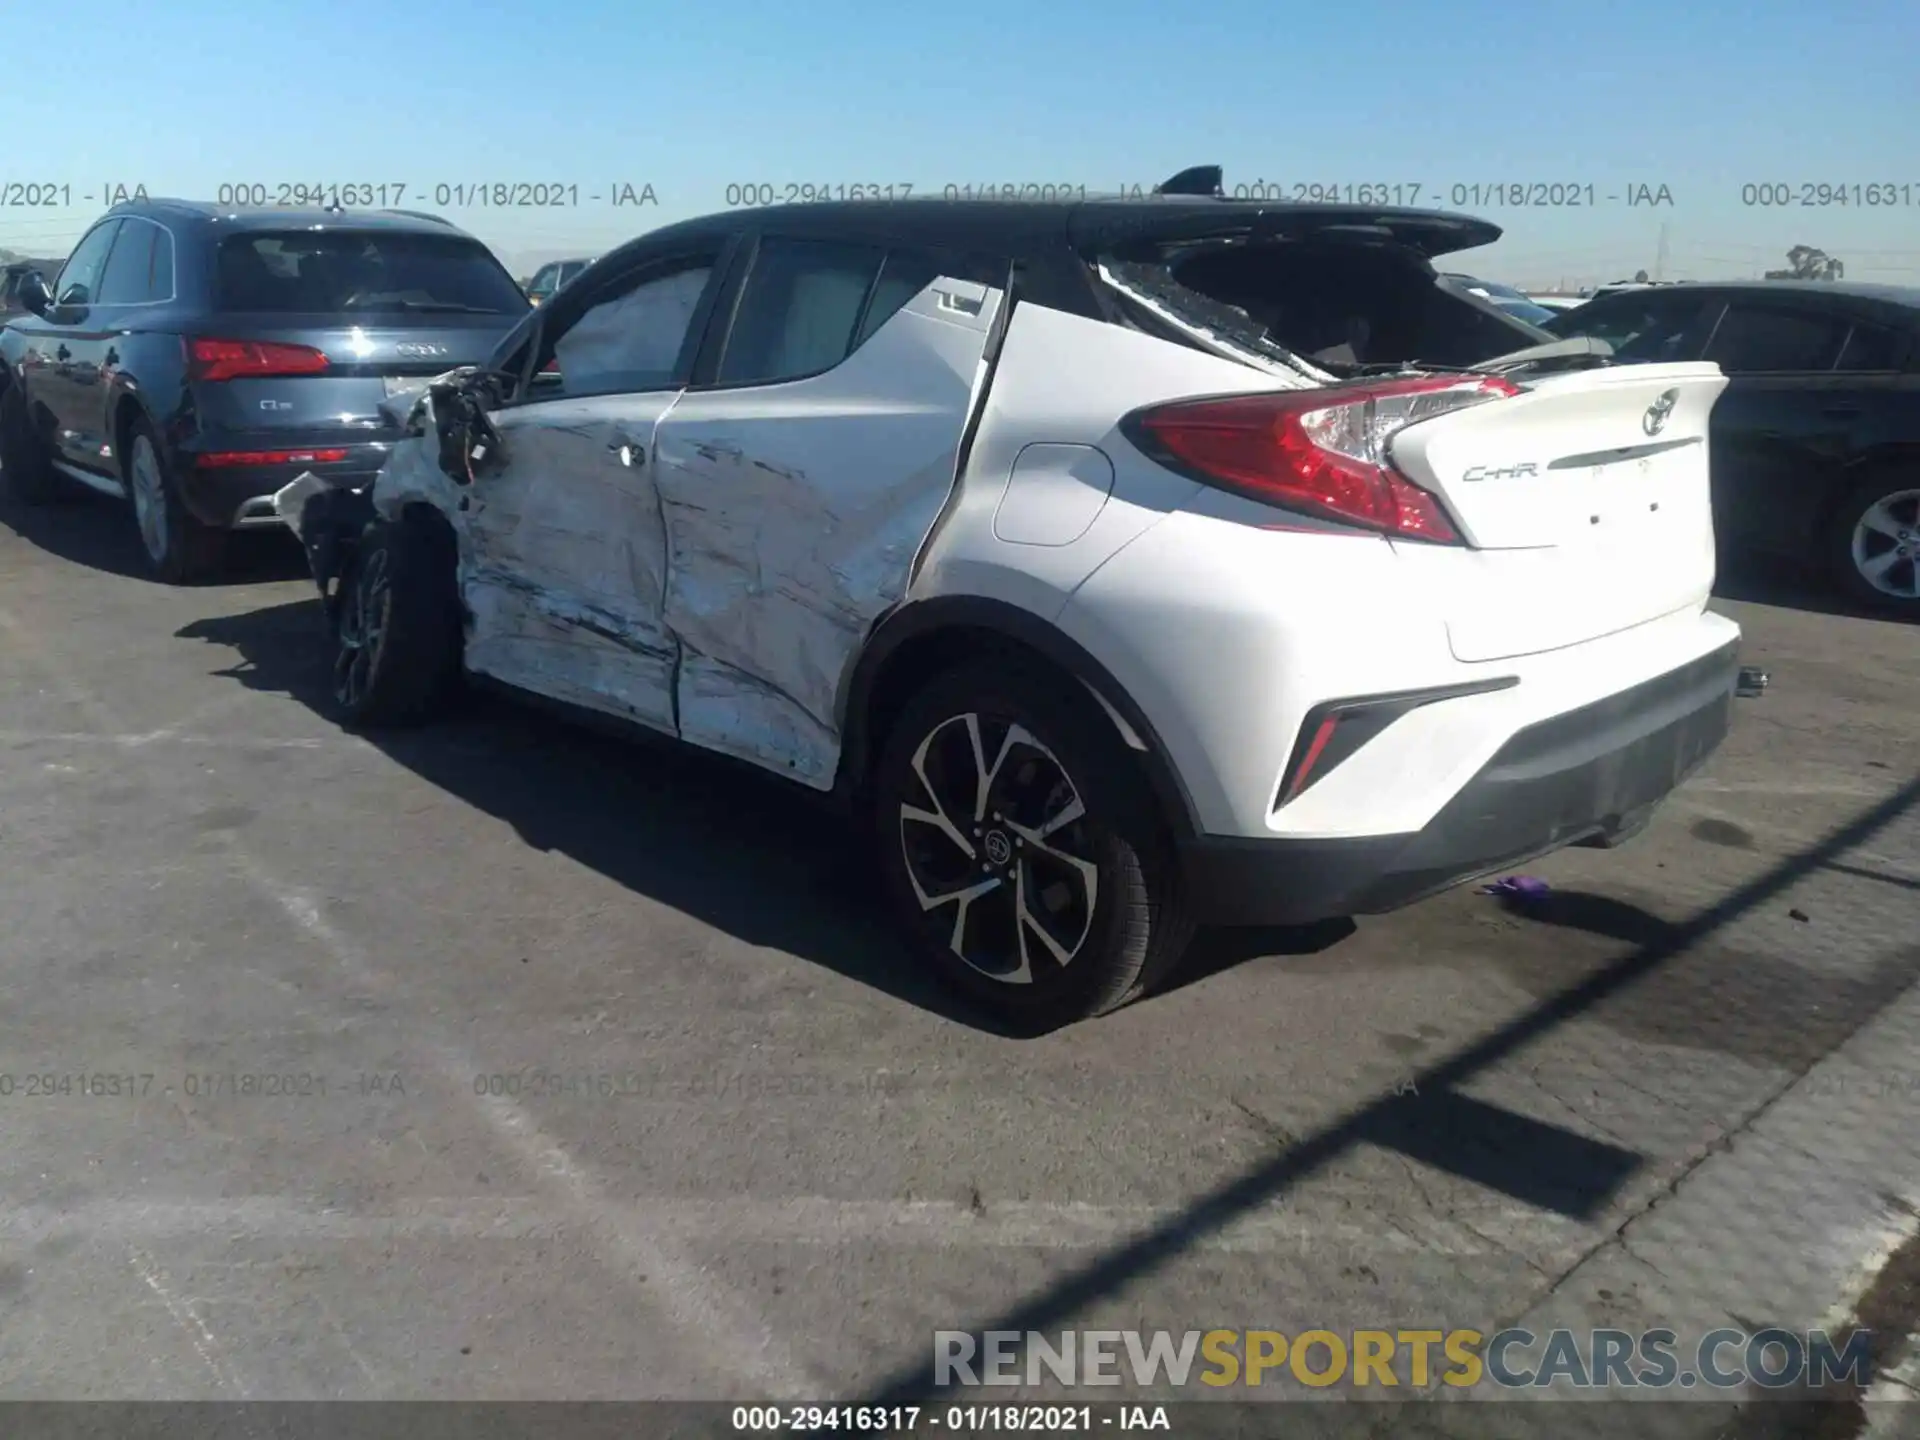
[459,393,681,732]
[452,260,721,734]
[652,253,1005,788]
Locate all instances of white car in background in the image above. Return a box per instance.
[278,172,1746,1030]
[1440,273,1562,327]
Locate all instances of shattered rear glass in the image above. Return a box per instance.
[1096,255,1329,387]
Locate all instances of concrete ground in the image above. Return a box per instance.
[0,486,1915,1435]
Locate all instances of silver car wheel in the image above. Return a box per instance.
[1851,488,1920,600]
[897,712,1099,985]
[129,436,169,564]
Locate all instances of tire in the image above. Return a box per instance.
[124,418,226,584]
[871,659,1194,1032]
[1827,476,1920,617]
[328,511,463,728]
[0,382,58,505]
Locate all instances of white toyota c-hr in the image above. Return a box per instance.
[277,175,1743,1031]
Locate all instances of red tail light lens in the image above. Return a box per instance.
[187,338,330,384]
[196,449,349,468]
[1126,375,1520,544]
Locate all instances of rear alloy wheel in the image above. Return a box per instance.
[1831,479,1920,617]
[873,662,1192,1031]
[125,425,225,584]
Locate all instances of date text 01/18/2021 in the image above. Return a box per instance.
[1,182,149,207]
[730,1404,1171,1432]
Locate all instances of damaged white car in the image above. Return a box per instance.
[276,170,1747,1030]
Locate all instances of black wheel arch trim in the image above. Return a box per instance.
[834,594,1205,840]
[106,379,165,473]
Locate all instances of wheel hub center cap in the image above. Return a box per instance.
[983,830,1013,867]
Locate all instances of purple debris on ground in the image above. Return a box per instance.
[1478,875,1552,899]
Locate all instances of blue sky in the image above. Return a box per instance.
[1,0,1915,286]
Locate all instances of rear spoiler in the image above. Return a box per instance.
[1154,165,1224,198]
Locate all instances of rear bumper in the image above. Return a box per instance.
[1177,639,1740,926]
[173,439,397,529]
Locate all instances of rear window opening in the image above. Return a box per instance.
[1095,236,1554,379]
[215,231,527,316]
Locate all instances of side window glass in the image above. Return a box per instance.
[53,222,122,307]
[1571,300,1699,362]
[148,226,175,301]
[527,264,559,298]
[852,249,940,348]
[96,220,158,305]
[548,260,715,397]
[1835,322,1903,372]
[717,237,886,385]
[1703,305,1849,372]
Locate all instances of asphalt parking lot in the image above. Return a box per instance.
[0,485,1916,1428]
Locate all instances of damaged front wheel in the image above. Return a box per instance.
[327,513,463,728]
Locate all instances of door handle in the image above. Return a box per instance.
[609,440,644,466]
[1822,404,1861,418]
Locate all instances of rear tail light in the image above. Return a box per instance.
[1124,375,1520,544]
[186,338,331,384]
[196,449,349,468]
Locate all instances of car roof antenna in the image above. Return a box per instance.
[1154,165,1224,198]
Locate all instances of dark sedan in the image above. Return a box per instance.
[1544,281,1920,615]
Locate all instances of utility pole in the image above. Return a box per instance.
[1654,221,1670,281]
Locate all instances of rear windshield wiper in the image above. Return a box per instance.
[1334,337,1616,382]
[1338,360,1485,377]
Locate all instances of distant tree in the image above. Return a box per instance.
[1766,245,1844,280]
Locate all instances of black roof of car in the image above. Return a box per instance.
[597,196,1504,271]
[1589,278,1920,308]
[102,198,475,237]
